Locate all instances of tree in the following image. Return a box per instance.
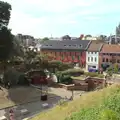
[0,1,13,61]
[41,37,49,43]
[114,63,119,74]
[85,34,92,38]
[10,36,24,58]
[0,27,13,61]
[106,66,113,76]
[0,1,11,28]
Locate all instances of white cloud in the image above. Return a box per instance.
[3,0,120,37]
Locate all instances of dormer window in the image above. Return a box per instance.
[73,44,77,47]
[79,44,82,47]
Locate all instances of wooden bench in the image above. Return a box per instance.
[0,116,7,120]
[20,109,29,115]
[42,103,49,108]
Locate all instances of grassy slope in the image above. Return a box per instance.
[31,84,120,120]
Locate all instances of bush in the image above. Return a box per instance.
[99,110,119,120]
[17,74,29,85]
[66,86,120,120]
[48,60,73,72]
[84,72,104,78]
[61,69,84,76]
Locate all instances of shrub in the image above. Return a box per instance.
[99,110,119,120]
[61,69,84,76]
[48,60,73,72]
[114,63,119,74]
[84,72,104,78]
[66,85,120,120]
[58,74,72,84]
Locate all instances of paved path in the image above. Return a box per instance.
[0,87,85,119]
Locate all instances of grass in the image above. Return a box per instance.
[31,84,120,120]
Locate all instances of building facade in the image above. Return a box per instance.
[86,41,103,71]
[99,44,120,70]
[41,39,91,67]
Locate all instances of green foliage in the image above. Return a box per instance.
[107,66,113,76]
[41,37,49,43]
[0,1,13,61]
[0,1,11,27]
[59,75,73,84]
[66,86,120,120]
[99,110,119,120]
[114,63,119,73]
[60,69,84,76]
[48,60,73,72]
[84,72,104,78]
[0,27,13,61]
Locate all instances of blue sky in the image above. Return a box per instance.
[4,0,120,38]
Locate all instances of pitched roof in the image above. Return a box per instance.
[41,39,91,50]
[87,41,103,52]
[101,44,120,53]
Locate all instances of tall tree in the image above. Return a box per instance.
[41,37,49,43]
[0,1,11,28]
[0,1,13,61]
[85,34,92,38]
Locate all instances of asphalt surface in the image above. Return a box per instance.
[0,87,85,120]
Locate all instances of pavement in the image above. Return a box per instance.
[0,87,85,120]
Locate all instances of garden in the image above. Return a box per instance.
[55,68,104,85]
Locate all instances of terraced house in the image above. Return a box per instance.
[86,41,103,72]
[99,44,120,70]
[41,39,91,67]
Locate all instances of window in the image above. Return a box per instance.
[64,45,66,47]
[88,52,90,54]
[94,52,97,54]
[91,57,93,62]
[73,44,77,47]
[91,52,93,54]
[79,44,82,47]
[117,59,120,63]
[106,58,108,62]
[102,58,105,62]
[95,57,97,62]
[69,45,71,46]
[92,66,96,68]
[88,57,90,61]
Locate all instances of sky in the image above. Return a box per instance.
[3,0,120,38]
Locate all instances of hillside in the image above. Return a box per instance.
[31,84,120,120]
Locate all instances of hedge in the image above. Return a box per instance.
[84,72,104,78]
[60,69,84,76]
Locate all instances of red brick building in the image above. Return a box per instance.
[41,39,91,67]
[99,44,120,70]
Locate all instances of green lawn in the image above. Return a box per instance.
[31,84,120,120]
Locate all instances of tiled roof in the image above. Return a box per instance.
[101,44,120,53]
[41,39,91,50]
[87,41,103,52]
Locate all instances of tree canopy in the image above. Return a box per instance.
[0,1,13,61]
[0,1,11,28]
